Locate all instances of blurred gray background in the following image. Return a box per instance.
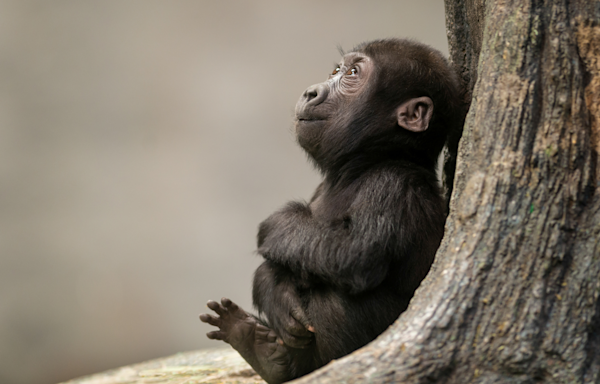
[0,1,447,383]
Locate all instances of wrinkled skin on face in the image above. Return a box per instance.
[294,53,377,162]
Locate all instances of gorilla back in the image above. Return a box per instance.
[200,38,464,384]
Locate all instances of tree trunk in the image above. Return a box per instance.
[292,1,600,383]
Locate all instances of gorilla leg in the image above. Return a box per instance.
[306,285,410,366]
[201,285,409,383]
[252,261,411,378]
[260,286,410,379]
[253,262,314,348]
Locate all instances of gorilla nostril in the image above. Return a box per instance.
[304,86,319,102]
[302,83,329,106]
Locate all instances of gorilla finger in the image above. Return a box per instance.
[199,313,221,326]
[207,331,226,340]
[255,324,269,339]
[221,297,239,312]
[207,300,226,315]
[279,332,313,349]
[286,324,311,338]
[290,307,314,332]
[266,330,278,343]
[285,317,312,338]
[255,324,277,343]
[256,324,270,333]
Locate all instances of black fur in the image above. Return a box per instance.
[200,38,464,383]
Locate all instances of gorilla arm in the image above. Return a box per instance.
[257,170,436,294]
[252,261,315,348]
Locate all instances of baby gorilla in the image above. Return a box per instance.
[200,38,463,383]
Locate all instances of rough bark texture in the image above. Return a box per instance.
[291,1,600,383]
[445,0,486,101]
[441,0,486,206]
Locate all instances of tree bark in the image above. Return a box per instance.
[292,1,600,383]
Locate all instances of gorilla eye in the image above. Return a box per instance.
[332,67,341,75]
[346,67,358,76]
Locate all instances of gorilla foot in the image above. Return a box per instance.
[200,298,292,384]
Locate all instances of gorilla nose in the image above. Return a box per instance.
[302,83,329,106]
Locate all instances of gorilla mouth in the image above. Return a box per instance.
[297,118,326,122]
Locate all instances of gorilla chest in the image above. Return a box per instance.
[309,189,356,225]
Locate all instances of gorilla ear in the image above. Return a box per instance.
[396,96,434,132]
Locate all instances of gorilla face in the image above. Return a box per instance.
[294,53,376,160]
